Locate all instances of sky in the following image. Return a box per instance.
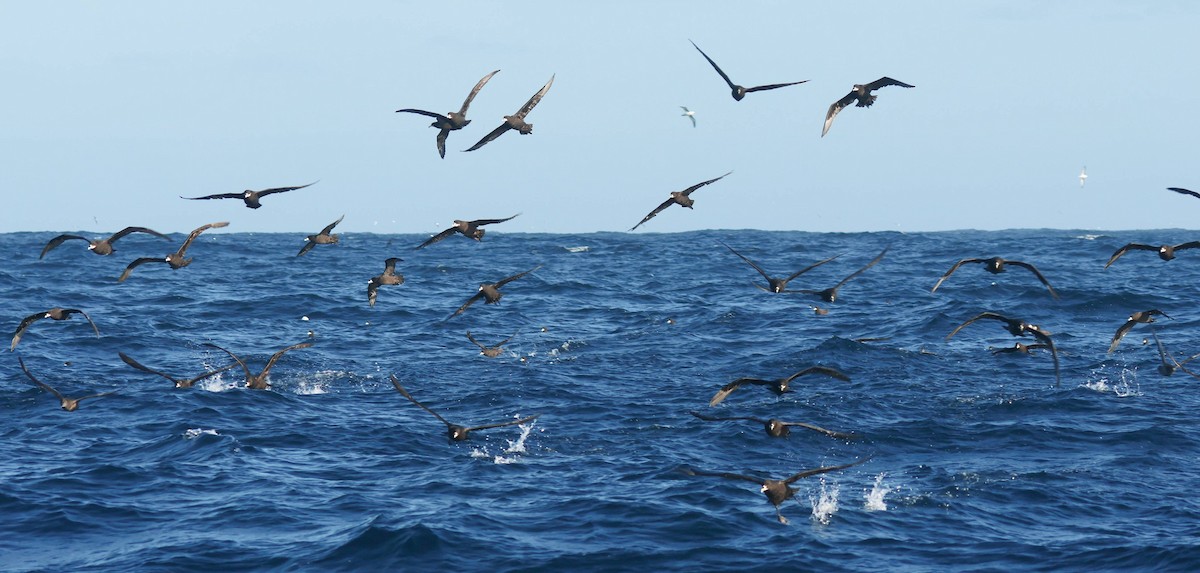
[1,1,1197,235]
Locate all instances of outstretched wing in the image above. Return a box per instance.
[783,254,841,283]
[318,215,345,236]
[1005,260,1060,299]
[202,343,254,381]
[117,257,166,282]
[463,122,511,152]
[722,242,774,283]
[680,171,733,198]
[448,292,485,319]
[629,197,677,231]
[682,467,766,485]
[180,192,242,201]
[494,265,542,288]
[390,376,453,427]
[744,80,808,93]
[1104,243,1158,268]
[780,421,857,440]
[435,128,450,159]
[1168,187,1200,199]
[513,74,554,120]
[1107,318,1138,354]
[38,234,89,259]
[821,91,858,137]
[68,308,101,337]
[865,77,915,90]
[17,356,67,403]
[10,311,47,351]
[472,213,521,227]
[930,258,985,293]
[786,366,851,383]
[465,331,486,350]
[415,227,457,249]
[179,221,230,254]
[708,377,771,407]
[783,458,868,484]
[260,342,313,378]
[256,182,317,198]
[394,108,449,121]
[459,69,500,115]
[109,226,171,244]
[830,245,889,290]
[945,311,1009,341]
[465,414,539,433]
[118,352,177,383]
[689,40,736,91]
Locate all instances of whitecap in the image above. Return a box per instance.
[863,473,890,511]
[809,477,840,525]
[564,246,589,253]
[184,428,219,439]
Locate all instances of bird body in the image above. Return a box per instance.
[117,221,228,282]
[10,307,100,351]
[367,257,404,306]
[463,74,554,152]
[448,265,541,318]
[298,215,344,256]
[396,69,500,158]
[689,40,808,101]
[708,366,850,406]
[629,172,732,231]
[181,182,316,209]
[415,214,520,249]
[39,226,170,259]
[930,256,1058,299]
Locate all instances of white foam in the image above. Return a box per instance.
[184,428,219,439]
[565,246,589,253]
[864,473,891,511]
[809,477,840,525]
[197,371,239,392]
[1084,367,1141,397]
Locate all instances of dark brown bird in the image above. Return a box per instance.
[946,311,1060,386]
[990,342,1049,355]
[414,214,520,249]
[39,226,171,259]
[390,376,538,441]
[117,221,229,282]
[689,40,808,101]
[464,74,554,152]
[297,215,344,256]
[1151,330,1200,378]
[18,356,114,411]
[629,172,732,231]
[682,459,867,524]
[467,331,516,358]
[1168,187,1200,200]
[799,245,889,303]
[448,265,542,319]
[1108,309,1171,354]
[1104,241,1200,268]
[931,257,1058,299]
[10,307,100,351]
[181,182,316,209]
[708,366,850,407]
[202,341,312,390]
[689,411,855,439]
[367,257,404,307]
[396,69,500,158]
[118,352,237,389]
[721,242,840,293]
[822,77,915,137]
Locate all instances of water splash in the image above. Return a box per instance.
[809,477,840,525]
[467,419,538,464]
[1084,367,1141,397]
[184,428,218,439]
[864,473,891,511]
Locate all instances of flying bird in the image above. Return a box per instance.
[181,182,316,209]
[297,215,344,256]
[1104,241,1200,268]
[721,242,839,293]
[688,40,808,101]
[991,342,1049,355]
[117,222,229,282]
[18,356,114,411]
[708,366,850,407]
[1107,309,1171,354]
[930,257,1059,299]
[1167,187,1198,199]
[821,77,915,137]
[946,311,1060,386]
[118,352,237,389]
[1079,167,1088,187]
[682,459,866,524]
[798,245,889,303]
[689,411,855,439]
[466,331,517,358]
[414,214,520,249]
[396,69,500,158]
[629,171,732,231]
[463,74,554,152]
[390,376,538,441]
[39,226,170,259]
[1151,331,1200,378]
[448,265,542,319]
[680,106,696,127]
[10,307,100,351]
[202,341,312,390]
[367,257,405,306]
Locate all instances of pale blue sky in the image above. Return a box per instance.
[1,2,1196,235]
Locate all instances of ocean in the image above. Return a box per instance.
[2,228,1199,572]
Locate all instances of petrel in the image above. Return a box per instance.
[181,182,316,209]
[202,341,312,390]
[1108,309,1171,354]
[930,257,1059,299]
[448,265,542,319]
[708,366,850,407]
[463,74,554,152]
[414,214,520,249]
[390,376,538,441]
[466,331,517,358]
[1105,241,1200,268]
[117,221,229,282]
[396,69,500,158]
[680,106,696,127]
[1151,330,1200,378]
[297,215,344,256]
[118,351,237,389]
[10,307,100,351]
[822,77,915,137]
[629,172,732,231]
[682,459,866,524]
[946,311,1060,386]
[18,356,114,411]
[798,245,889,303]
[721,241,839,293]
[367,257,404,307]
[689,40,808,101]
[689,411,855,439]
[39,226,170,259]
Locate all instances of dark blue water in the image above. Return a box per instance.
[3,229,1200,572]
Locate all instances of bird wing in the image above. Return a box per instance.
[260,342,313,378]
[786,366,851,383]
[465,414,540,432]
[202,343,254,382]
[117,257,166,282]
[297,242,317,257]
[435,128,449,159]
[76,391,117,403]
[629,197,677,231]
[109,226,171,244]
[1107,318,1138,354]
[390,376,453,427]
[783,254,841,283]
[255,182,318,198]
[1168,187,1200,199]
[180,192,242,201]
[930,258,984,293]
[494,265,542,288]
[829,245,889,290]
[68,308,101,337]
[783,459,867,484]
[945,311,1008,341]
[188,362,239,385]
[17,357,67,403]
[865,77,915,90]
[394,108,448,121]
[179,221,230,254]
[687,114,696,127]
[513,74,555,120]
[779,421,856,440]
[459,69,500,115]
[680,171,733,198]
[119,352,180,383]
[465,331,486,350]
[415,227,457,249]
[463,122,511,152]
[1173,241,1200,252]
[448,292,485,319]
[367,278,380,307]
[38,234,89,259]
[318,215,345,236]
[689,40,736,91]
[682,467,766,485]
[744,80,809,93]
[708,377,770,407]
[495,332,519,346]
[471,213,521,227]
[821,91,858,137]
[1005,261,1060,299]
[10,311,47,351]
[1104,243,1158,268]
[382,257,402,273]
[722,242,773,283]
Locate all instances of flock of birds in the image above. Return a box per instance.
[11,39,1200,525]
